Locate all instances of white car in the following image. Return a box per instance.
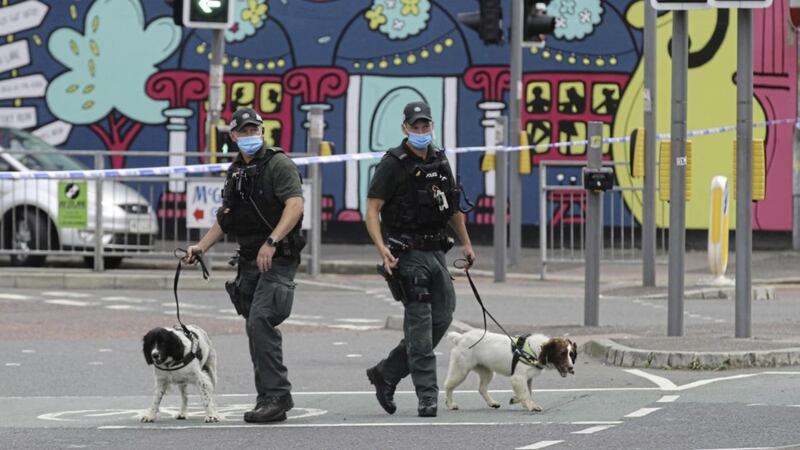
[0,127,158,268]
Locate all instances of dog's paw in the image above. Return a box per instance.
[140,415,156,423]
[204,415,220,423]
[525,402,543,412]
[489,401,501,409]
[509,397,519,405]
[176,414,186,420]
[446,401,459,410]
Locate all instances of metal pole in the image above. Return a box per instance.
[306,105,324,278]
[208,30,224,154]
[584,122,603,326]
[668,12,688,337]
[508,0,523,266]
[642,0,658,287]
[539,162,547,280]
[735,10,753,338]
[93,153,104,272]
[494,116,508,282]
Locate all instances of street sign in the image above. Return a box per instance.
[186,180,224,229]
[58,181,87,229]
[0,40,31,74]
[181,0,233,29]
[650,0,709,9]
[0,0,49,35]
[0,107,36,129]
[709,0,773,7]
[0,74,47,100]
[33,120,72,146]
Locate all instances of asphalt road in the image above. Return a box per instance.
[1,275,800,450]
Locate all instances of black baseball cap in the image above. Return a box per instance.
[403,101,432,124]
[229,107,263,132]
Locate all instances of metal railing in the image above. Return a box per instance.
[0,149,315,271]
[538,160,669,279]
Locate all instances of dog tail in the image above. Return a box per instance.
[447,331,463,346]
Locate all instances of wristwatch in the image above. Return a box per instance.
[266,236,278,247]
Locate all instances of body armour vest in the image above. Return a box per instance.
[380,146,458,234]
[219,148,302,257]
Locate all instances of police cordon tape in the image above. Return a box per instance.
[0,117,796,180]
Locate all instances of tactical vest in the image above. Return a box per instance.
[380,146,458,234]
[220,148,302,258]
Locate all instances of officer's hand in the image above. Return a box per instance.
[257,243,276,272]
[463,245,476,270]
[185,245,205,265]
[380,246,398,275]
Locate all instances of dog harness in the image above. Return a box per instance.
[153,328,202,372]
[511,334,545,373]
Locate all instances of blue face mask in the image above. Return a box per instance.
[407,131,432,149]
[237,135,263,156]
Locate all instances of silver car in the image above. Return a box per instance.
[0,127,158,268]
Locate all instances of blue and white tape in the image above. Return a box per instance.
[1,118,795,180]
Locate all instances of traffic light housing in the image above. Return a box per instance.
[523,0,556,46]
[176,0,234,29]
[458,0,503,45]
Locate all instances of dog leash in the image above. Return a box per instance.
[172,248,209,341]
[454,258,543,370]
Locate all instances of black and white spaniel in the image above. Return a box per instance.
[444,329,577,412]
[141,325,219,423]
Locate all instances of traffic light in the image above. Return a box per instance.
[458,0,503,45]
[523,0,556,46]
[176,0,234,29]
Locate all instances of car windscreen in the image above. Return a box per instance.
[0,128,88,171]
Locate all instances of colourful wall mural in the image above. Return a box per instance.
[0,0,795,235]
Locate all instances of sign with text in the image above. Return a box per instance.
[0,0,48,35]
[58,181,87,228]
[33,120,72,146]
[0,74,47,100]
[0,107,36,128]
[0,40,31,74]
[651,0,709,9]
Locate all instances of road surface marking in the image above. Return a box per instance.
[332,342,348,346]
[98,349,112,352]
[45,299,90,307]
[5,363,20,366]
[42,291,91,298]
[516,441,564,449]
[21,349,35,353]
[571,421,623,425]
[658,395,680,403]
[100,296,157,304]
[625,407,660,417]
[345,354,362,358]
[572,425,615,434]
[335,318,383,323]
[100,421,546,430]
[88,362,103,366]
[0,293,33,300]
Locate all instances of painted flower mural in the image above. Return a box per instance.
[547,0,603,41]
[226,0,269,43]
[364,0,431,40]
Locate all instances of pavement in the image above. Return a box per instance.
[2,243,800,371]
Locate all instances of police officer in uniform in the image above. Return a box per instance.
[185,107,305,423]
[365,101,476,417]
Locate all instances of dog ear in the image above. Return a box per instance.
[143,332,154,365]
[538,340,554,366]
[569,339,578,362]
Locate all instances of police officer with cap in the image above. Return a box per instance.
[365,101,476,417]
[185,106,305,423]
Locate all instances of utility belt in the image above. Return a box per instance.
[386,233,454,256]
[237,232,306,261]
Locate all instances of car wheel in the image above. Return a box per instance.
[82,256,124,270]
[9,210,51,267]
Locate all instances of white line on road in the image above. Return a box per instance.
[516,441,564,449]
[332,342,348,346]
[87,362,103,366]
[100,421,547,430]
[572,425,615,434]
[98,349,112,352]
[658,395,680,403]
[21,349,35,353]
[42,291,92,298]
[5,363,20,367]
[335,318,383,323]
[345,354,362,358]
[0,293,33,300]
[624,369,677,390]
[571,421,623,425]
[625,407,660,418]
[45,299,91,307]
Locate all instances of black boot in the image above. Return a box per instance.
[366,365,397,414]
[243,393,294,423]
[418,397,437,417]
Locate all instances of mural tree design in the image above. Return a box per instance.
[45,0,181,168]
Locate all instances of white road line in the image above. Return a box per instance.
[571,421,623,425]
[42,291,92,298]
[516,441,564,449]
[99,296,158,304]
[624,369,677,390]
[101,421,547,430]
[572,425,615,434]
[88,362,103,366]
[328,324,382,331]
[0,293,33,300]
[98,349,112,353]
[293,314,324,320]
[625,407,660,418]
[345,354,362,358]
[332,342,348,346]
[45,299,91,307]
[658,395,680,403]
[21,349,35,353]
[334,318,383,323]
[5,363,21,367]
